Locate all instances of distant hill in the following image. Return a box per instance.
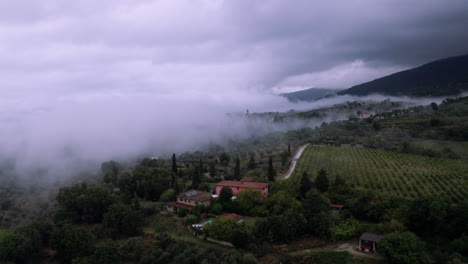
[338,54,468,97]
[281,88,341,102]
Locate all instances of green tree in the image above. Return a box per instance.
[50,225,93,263]
[204,217,251,247]
[288,144,291,156]
[330,218,361,242]
[219,152,230,166]
[299,171,313,198]
[103,203,143,236]
[302,190,332,237]
[248,153,256,170]
[372,121,381,131]
[171,153,178,175]
[267,156,276,181]
[266,190,302,215]
[211,203,223,215]
[407,197,449,237]
[234,157,240,180]
[192,168,200,190]
[209,162,216,177]
[92,240,121,264]
[101,161,121,185]
[0,230,33,263]
[430,102,438,110]
[219,186,234,204]
[78,187,115,223]
[380,232,429,264]
[237,189,263,214]
[255,211,306,243]
[315,168,329,193]
[159,188,176,202]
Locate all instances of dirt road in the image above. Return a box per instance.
[283,144,309,179]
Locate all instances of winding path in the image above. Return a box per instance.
[283,143,309,179]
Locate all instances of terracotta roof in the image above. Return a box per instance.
[241,176,255,182]
[177,189,212,202]
[215,180,269,189]
[167,202,196,210]
[331,204,344,208]
[223,213,244,221]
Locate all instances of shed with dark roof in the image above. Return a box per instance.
[359,232,382,253]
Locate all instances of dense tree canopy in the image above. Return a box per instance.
[380,232,429,264]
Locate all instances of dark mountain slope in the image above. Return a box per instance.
[338,54,468,97]
[281,88,341,102]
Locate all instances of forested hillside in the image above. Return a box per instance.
[338,54,468,96]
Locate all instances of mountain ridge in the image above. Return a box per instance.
[337,54,468,97]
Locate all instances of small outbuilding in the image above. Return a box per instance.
[359,232,382,253]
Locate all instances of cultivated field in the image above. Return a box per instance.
[292,145,468,202]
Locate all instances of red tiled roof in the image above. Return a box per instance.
[215,180,269,189]
[167,202,196,210]
[331,204,344,208]
[241,176,255,182]
[223,213,244,221]
[177,189,212,202]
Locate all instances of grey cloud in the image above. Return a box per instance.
[0,0,467,179]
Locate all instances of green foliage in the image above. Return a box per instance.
[380,232,429,264]
[56,184,115,223]
[265,190,302,215]
[315,168,329,193]
[118,167,172,201]
[171,153,178,175]
[234,156,241,180]
[50,225,93,263]
[300,171,313,198]
[204,217,251,247]
[211,203,223,215]
[159,188,176,202]
[101,161,121,185]
[255,211,306,243]
[302,190,332,237]
[248,153,256,170]
[118,237,146,261]
[0,229,33,262]
[293,145,468,201]
[267,156,275,181]
[219,152,230,166]
[330,218,361,242]
[407,196,449,237]
[219,186,233,204]
[88,240,121,264]
[237,189,263,215]
[103,203,143,236]
[209,162,216,177]
[185,214,199,225]
[372,121,381,131]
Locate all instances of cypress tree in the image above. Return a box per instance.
[234,157,240,180]
[288,144,291,156]
[209,163,216,177]
[267,156,275,181]
[192,169,200,190]
[300,171,313,198]
[248,153,256,170]
[171,154,178,175]
[315,168,329,193]
[199,159,203,175]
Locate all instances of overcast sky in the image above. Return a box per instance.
[1,0,468,178]
[1,0,467,98]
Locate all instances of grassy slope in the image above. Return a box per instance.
[292,145,468,202]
